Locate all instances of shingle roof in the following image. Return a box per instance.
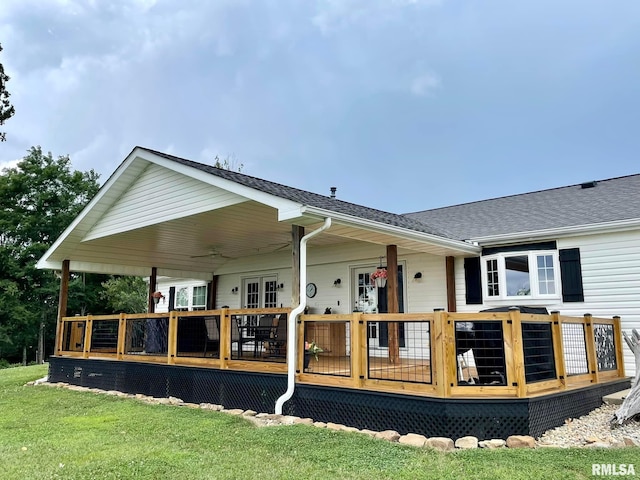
[142,147,456,239]
[403,174,640,240]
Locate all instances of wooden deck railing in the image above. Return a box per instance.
[56,308,625,398]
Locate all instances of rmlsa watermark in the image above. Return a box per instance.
[592,464,636,476]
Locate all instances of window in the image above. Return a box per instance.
[176,287,189,311]
[192,286,207,310]
[482,251,560,300]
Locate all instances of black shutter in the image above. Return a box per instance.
[168,286,176,311]
[559,248,584,302]
[464,257,483,305]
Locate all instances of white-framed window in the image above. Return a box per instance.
[176,287,189,311]
[481,251,560,300]
[192,285,207,310]
[174,284,208,311]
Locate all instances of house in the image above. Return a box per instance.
[37,146,635,439]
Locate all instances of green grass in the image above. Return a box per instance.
[0,365,636,479]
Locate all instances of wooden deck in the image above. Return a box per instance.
[56,308,626,400]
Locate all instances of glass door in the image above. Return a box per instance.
[353,265,405,350]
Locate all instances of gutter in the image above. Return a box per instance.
[469,218,640,247]
[275,217,332,415]
[292,206,480,255]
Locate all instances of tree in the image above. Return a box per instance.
[0,147,100,362]
[100,276,148,314]
[0,43,15,142]
[612,329,640,425]
[213,155,243,172]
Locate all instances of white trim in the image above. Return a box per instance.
[302,206,480,255]
[37,259,214,281]
[481,250,561,301]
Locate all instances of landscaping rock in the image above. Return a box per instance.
[425,437,455,452]
[326,422,344,431]
[455,436,478,450]
[399,433,427,448]
[223,408,244,415]
[375,430,401,442]
[506,435,536,448]
[294,417,314,425]
[478,439,506,449]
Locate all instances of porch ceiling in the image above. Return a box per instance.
[40,199,469,278]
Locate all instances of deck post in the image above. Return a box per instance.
[550,311,566,389]
[291,225,303,307]
[351,312,365,388]
[55,259,70,355]
[445,257,456,312]
[219,308,230,369]
[148,267,158,313]
[117,313,126,360]
[506,307,526,397]
[83,315,93,359]
[168,311,178,365]
[584,313,599,384]
[613,316,625,378]
[386,245,400,364]
[433,309,450,397]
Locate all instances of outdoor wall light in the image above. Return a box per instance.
[414,272,423,280]
[334,278,342,287]
[276,283,284,290]
[231,286,239,294]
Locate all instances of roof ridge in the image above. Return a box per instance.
[403,172,640,215]
[138,146,458,239]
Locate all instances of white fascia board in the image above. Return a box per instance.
[144,150,301,212]
[36,147,148,270]
[470,218,640,246]
[302,207,480,255]
[39,258,214,281]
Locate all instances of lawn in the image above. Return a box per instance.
[0,365,635,479]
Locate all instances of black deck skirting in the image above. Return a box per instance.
[48,357,630,440]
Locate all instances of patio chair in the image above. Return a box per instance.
[267,314,287,357]
[203,316,220,357]
[253,314,276,357]
[231,315,256,358]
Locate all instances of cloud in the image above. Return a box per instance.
[410,72,441,96]
[0,158,20,173]
[311,0,443,34]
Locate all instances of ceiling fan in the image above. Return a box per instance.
[189,242,291,259]
[189,248,234,259]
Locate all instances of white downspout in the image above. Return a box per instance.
[275,217,332,414]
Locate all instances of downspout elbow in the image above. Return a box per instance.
[275,217,331,414]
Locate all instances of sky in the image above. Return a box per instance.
[1,0,640,214]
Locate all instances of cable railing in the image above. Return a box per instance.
[57,308,625,398]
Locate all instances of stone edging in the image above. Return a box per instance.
[28,380,639,451]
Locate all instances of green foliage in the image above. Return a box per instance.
[213,154,244,172]
[0,43,15,142]
[1,365,638,479]
[100,276,148,313]
[0,147,100,361]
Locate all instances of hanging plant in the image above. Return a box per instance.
[371,268,388,288]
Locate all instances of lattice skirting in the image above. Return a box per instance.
[48,357,630,440]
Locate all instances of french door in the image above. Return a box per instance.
[242,275,277,332]
[353,265,405,349]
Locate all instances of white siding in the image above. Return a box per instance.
[454,230,640,376]
[85,163,246,240]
